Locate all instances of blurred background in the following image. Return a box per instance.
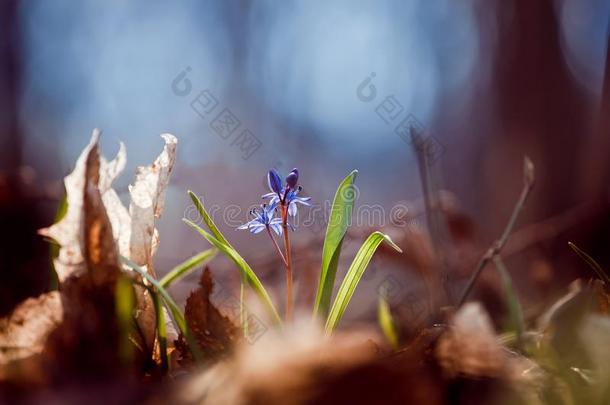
[1,0,609,328]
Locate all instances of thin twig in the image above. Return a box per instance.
[458,157,535,307]
[410,128,453,305]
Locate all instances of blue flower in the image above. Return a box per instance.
[262,168,311,216]
[238,204,283,235]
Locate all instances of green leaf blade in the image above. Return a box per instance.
[492,255,524,348]
[568,242,610,285]
[115,275,135,363]
[325,231,402,333]
[182,218,282,326]
[120,256,203,363]
[313,170,358,318]
[151,291,168,371]
[378,294,399,350]
[159,248,217,288]
[188,190,230,245]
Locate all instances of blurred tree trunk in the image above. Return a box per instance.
[481,0,593,229]
[460,0,610,290]
[0,0,21,171]
[0,0,51,315]
[578,25,610,198]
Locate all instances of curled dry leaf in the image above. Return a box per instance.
[114,133,178,351]
[82,134,122,286]
[121,133,177,269]
[536,279,610,371]
[36,129,177,357]
[176,322,381,404]
[436,302,506,378]
[176,321,444,405]
[175,268,239,366]
[40,130,177,281]
[0,292,63,367]
[39,129,125,283]
[1,131,127,382]
[436,302,541,387]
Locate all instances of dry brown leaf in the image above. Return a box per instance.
[120,134,177,351]
[82,135,122,285]
[40,130,177,281]
[41,131,178,352]
[436,302,507,378]
[121,133,177,269]
[436,303,546,404]
[1,132,127,383]
[39,129,125,283]
[0,292,63,366]
[34,130,178,366]
[537,279,610,372]
[175,322,442,405]
[175,268,239,366]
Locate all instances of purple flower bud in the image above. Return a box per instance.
[286,168,299,189]
[268,168,283,195]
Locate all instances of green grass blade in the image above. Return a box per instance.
[313,170,358,318]
[378,293,399,350]
[240,276,248,339]
[151,290,168,371]
[159,248,217,288]
[120,256,203,362]
[115,274,135,364]
[182,218,282,326]
[325,231,402,333]
[568,242,610,285]
[188,191,230,245]
[492,255,524,349]
[189,191,253,334]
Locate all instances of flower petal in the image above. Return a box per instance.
[288,202,297,216]
[286,168,299,189]
[268,198,280,211]
[249,223,266,233]
[267,169,283,194]
[271,223,283,235]
[238,219,256,229]
[294,197,311,206]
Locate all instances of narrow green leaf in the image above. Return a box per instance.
[378,294,399,350]
[120,256,203,362]
[182,218,282,326]
[159,248,217,288]
[115,274,135,363]
[186,191,279,327]
[325,231,402,332]
[188,191,230,245]
[568,242,610,285]
[492,255,524,349]
[240,276,248,339]
[151,290,168,371]
[313,170,358,318]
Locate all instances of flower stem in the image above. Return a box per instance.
[280,204,293,321]
[266,227,288,267]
